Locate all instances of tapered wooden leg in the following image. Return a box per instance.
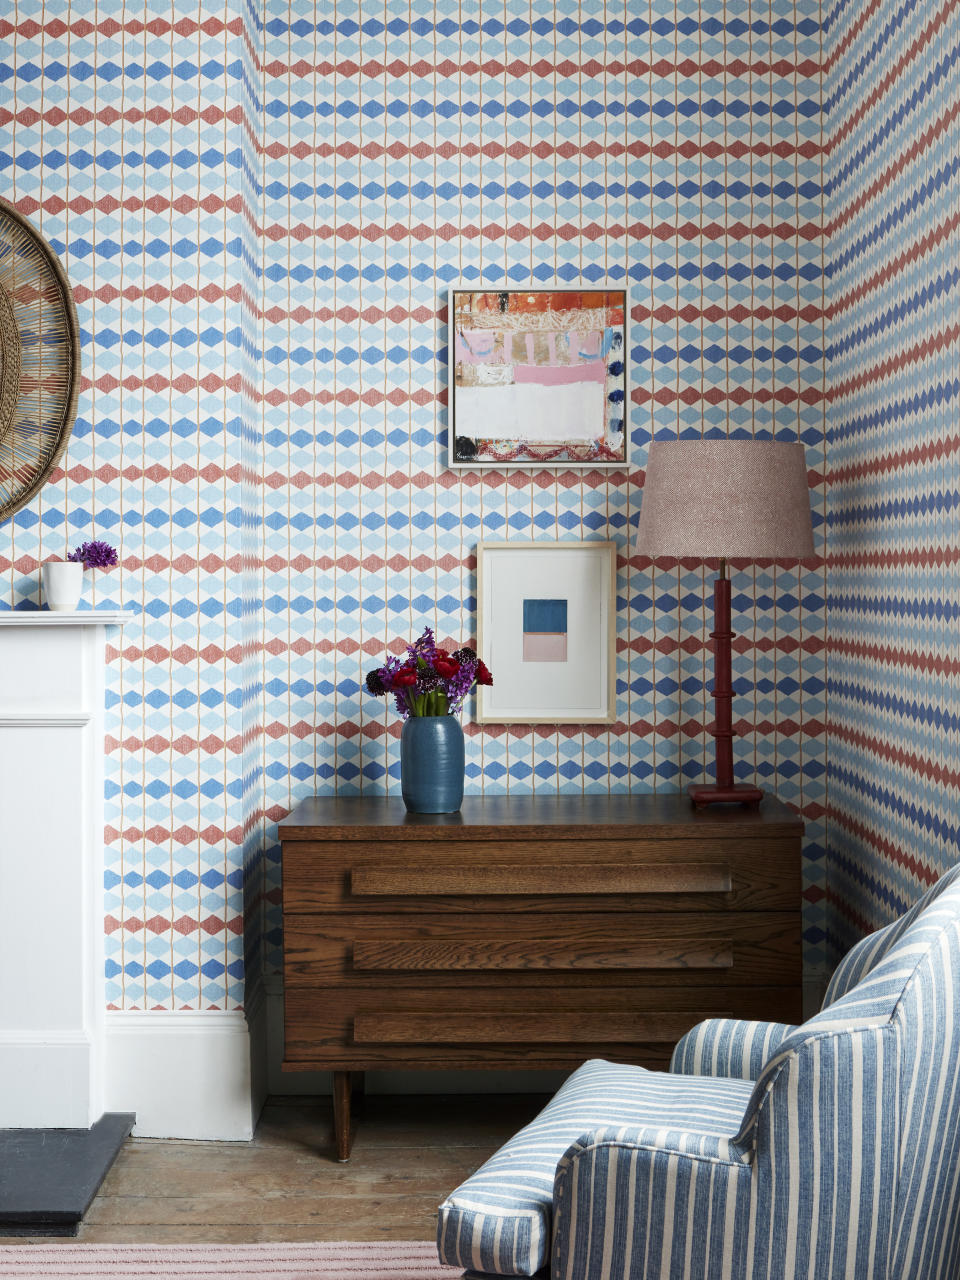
[333,1071,353,1162]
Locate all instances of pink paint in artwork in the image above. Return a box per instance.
[514,362,606,386]
[456,330,499,363]
[523,633,568,662]
[576,331,601,360]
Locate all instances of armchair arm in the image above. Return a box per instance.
[552,1126,752,1280]
[670,1018,798,1080]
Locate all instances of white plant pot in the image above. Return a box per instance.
[43,559,85,611]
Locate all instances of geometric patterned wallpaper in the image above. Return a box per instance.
[259,0,829,986]
[1,0,260,1011]
[823,0,960,959]
[0,0,828,1011]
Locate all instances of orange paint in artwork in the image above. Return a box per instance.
[510,292,550,313]
[457,290,626,318]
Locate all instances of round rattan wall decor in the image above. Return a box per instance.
[0,196,80,524]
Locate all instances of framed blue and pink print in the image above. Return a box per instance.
[448,288,628,469]
[522,598,568,663]
[476,541,616,724]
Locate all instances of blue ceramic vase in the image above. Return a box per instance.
[400,715,465,814]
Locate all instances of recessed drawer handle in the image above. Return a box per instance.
[351,939,734,972]
[352,1012,721,1045]
[350,863,733,897]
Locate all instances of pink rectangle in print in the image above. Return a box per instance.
[513,362,606,386]
[522,633,568,662]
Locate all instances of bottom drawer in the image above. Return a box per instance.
[282,983,803,1071]
[353,1009,713,1045]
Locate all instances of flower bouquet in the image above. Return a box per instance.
[365,626,492,719]
[364,627,493,814]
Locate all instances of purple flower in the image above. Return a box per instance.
[445,656,479,716]
[365,669,387,696]
[393,692,411,720]
[68,539,119,570]
[406,626,438,664]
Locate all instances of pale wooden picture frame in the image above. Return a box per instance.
[475,540,617,724]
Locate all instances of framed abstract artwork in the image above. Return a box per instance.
[448,287,628,469]
[475,541,616,724]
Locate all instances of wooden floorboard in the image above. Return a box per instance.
[10,1094,548,1245]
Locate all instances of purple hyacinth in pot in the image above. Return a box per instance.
[43,539,119,612]
[364,626,494,814]
[68,539,120,570]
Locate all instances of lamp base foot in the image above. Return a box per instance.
[688,782,763,810]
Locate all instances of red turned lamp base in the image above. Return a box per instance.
[688,781,763,810]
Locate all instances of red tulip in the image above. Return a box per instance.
[475,660,493,686]
[434,656,460,678]
[392,667,418,687]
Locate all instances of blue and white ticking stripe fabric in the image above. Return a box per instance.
[438,867,960,1279]
[670,1019,797,1081]
[436,1061,754,1276]
[822,865,960,1007]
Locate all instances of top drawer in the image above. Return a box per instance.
[281,837,798,913]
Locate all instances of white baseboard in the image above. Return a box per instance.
[0,1030,97,1128]
[104,1011,255,1140]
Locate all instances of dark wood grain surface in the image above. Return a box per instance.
[279,791,803,840]
[279,791,804,1155]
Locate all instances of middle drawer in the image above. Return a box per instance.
[283,912,799,988]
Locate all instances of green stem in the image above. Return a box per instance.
[437,691,448,716]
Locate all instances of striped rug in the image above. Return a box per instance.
[0,1241,450,1279]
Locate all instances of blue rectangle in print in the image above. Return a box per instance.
[523,599,568,662]
[523,599,567,634]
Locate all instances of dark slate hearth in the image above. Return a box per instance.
[0,1113,135,1236]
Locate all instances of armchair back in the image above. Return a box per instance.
[822,864,960,1007]
[733,868,960,1280]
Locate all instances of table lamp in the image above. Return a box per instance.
[635,439,815,808]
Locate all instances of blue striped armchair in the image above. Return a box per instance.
[437,865,960,1279]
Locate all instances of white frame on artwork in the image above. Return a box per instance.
[447,286,630,470]
[475,540,617,724]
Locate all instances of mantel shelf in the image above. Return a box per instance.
[0,610,128,627]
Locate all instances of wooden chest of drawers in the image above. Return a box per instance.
[279,793,803,1158]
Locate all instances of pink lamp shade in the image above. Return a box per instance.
[635,439,814,560]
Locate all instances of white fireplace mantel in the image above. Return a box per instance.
[0,611,128,626]
[0,608,126,1127]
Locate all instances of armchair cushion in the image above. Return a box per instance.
[436,1058,753,1277]
[670,1017,798,1080]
